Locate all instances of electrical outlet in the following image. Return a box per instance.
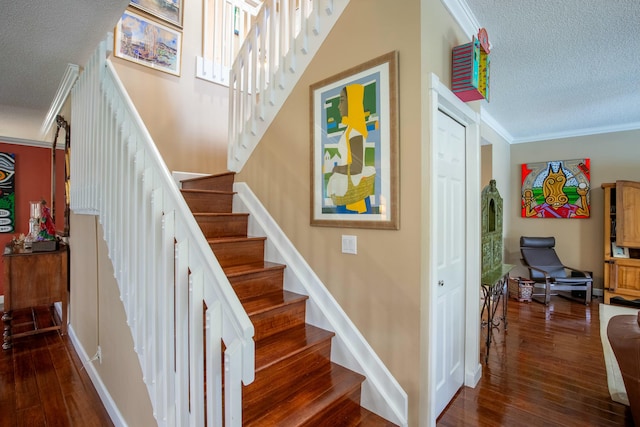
[97,346,102,364]
[342,235,357,254]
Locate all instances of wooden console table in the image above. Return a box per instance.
[2,244,68,350]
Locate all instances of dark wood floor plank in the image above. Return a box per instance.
[15,407,46,427]
[1,308,113,427]
[438,296,635,426]
[12,343,40,411]
[31,342,69,427]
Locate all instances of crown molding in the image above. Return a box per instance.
[0,135,51,149]
[510,121,640,144]
[440,0,481,40]
[40,63,80,140]
[480,108,514,144]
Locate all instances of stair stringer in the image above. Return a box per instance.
[233,181,409,427]
[228,0,351,173]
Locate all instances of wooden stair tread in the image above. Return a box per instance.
[242,290,307,315]
[180,188,235,195]
[192,212,248,218]
[183,171,389,426]
[181,171,235,181]
[308,398,398,426]
[356,408,399,426]
[223,261,285,278]
[207,236,266,244]
[244,362,365,426]
[255,323,334,371]
[181,172,235,190]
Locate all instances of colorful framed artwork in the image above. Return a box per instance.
[129,0,183,28]
[0,152,15,233]
[115,9,182,76]
[310,51,399,229]
[521,158,590,219]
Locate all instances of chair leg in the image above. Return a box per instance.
[545,282,551,305]
[585,283,592,305]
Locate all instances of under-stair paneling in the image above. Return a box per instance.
[69,213,156,426]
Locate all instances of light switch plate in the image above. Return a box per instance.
[342,235,357,254]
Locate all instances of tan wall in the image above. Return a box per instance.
[481,144,493,188]
[111,2,230,175]
[69,212,155,426]
[507,129,640,290]
[236,0,467,424]
[481,122,512,241]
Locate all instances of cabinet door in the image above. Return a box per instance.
[609,258,640,296]
[617,180,640,248]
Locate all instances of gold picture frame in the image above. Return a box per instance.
[114,8,182,76]
[129,0,183,28]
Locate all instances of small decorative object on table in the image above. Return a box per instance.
[508,277,534,302]
[19,200,58,253]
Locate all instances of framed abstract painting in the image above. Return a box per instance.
[310,51,399,229]
[0,152,15,233]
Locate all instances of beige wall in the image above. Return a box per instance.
[111,2,230,175]
[70,213,155,426]
[236,0,467,424]
[507,129,640,290]
[481,122,512,241]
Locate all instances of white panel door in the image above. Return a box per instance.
[434,110,466,416]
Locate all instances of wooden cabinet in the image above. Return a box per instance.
[603,181,640,304]
[2,244,68,349]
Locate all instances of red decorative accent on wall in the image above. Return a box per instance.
[0,142,66,295]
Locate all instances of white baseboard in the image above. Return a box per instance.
[67,325,127,427]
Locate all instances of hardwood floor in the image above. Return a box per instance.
[1,296,634,426]
[0,306,113,427]
[437,295,635,426]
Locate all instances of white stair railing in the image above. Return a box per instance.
[70,36,255,427]
[227,0,349,172]
[197,0,262,86]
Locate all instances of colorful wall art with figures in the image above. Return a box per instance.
[521,158,590,219]
[0,152,15,232]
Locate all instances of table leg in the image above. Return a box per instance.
[2,311,12,350]
[481,274,510,364]
[481,284,492,364]
[501,275,508,330]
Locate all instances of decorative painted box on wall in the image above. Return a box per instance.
[452,29,490,102]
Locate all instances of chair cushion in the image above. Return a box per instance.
[520,236,556,248]
[521,247,566,279]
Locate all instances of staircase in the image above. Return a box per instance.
[181,172,397,426]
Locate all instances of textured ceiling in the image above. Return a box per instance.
[1,1,639,144]
[462,0,640,143]
[0,0,128,114]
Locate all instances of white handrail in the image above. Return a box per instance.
[70,37,254,427]
[225,0,349,172]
